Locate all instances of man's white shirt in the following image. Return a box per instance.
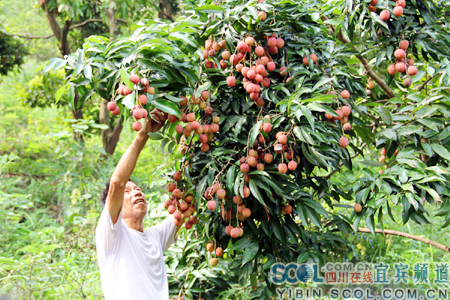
[96,207,177,300]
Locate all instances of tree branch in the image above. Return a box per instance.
[322,15,396,99]
[3,32,55,39]
[417,71,444,91]
[70,18,103,30]
[355,227,450,253]
[8,18,128,40]
[326,143,367,179]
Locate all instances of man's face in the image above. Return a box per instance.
[122,181,148,219]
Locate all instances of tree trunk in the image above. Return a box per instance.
[99,98,122,156]
[44,0,71,56]
[71,90,85,143]
[421,138,429,162]
[158,0,175,22]
[99,8,123,155]
[105,8,120,36]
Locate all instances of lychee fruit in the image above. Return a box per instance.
[393,6,403,16]
[227,76,236,87]
[288,160,297,171]
[132,121,142,131]
[341,90,350,99]
[130,74,140,84]
[339,136,349,148]
[230,228,240,238]
[278,163,288,174]
[207,200,217,211]
[380,10,390,21]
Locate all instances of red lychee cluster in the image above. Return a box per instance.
[164,172,197,228]
[171,95,220,154]
[231,35,286,106]
[202,34,285,107]
[323,90,353,148]
[206,243,223,267]
[366,81,375,96]
[387,39,418,87]
[108,74,156,131]
[370,0,405,19]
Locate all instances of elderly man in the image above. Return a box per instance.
[96,108,181,300]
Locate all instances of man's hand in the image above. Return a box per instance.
[142,108,168,133]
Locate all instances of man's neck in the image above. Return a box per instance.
[123,218,144,232]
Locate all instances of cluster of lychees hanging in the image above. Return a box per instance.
[203,34,287,107]
[387,40,418,87]
[164,171,197,228]
[171,90,220,154]
[107,74,155,131]
[369,0,405,19]
[322,90,353,148]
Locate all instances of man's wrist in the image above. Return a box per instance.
[137,130,149,144]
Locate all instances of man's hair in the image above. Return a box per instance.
[101,179,133,205]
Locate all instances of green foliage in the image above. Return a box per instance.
[19,69,66,108]
[0,96,170,299]
[0,0,58,61]
[3,0,450,299]
[0,29,29,77]
[41,0,450,298]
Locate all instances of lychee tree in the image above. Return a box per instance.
[45,0,450,298]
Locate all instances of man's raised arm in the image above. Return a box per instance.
[106,108,167,223]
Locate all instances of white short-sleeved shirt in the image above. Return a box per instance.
[96,207,177,300]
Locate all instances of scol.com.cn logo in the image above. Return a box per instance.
[269,262,324,284]
[269,262,450,285]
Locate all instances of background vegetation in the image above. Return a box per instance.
[1,0,450,299]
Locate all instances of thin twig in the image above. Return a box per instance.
[417,71,444,91]
[4,18,127,40]
[325,143,367,179]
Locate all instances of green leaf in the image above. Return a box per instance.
[148,132,164,140]
[121,67,134,90]
[378,106,392,125]
[250,120,263,147]
[196,176,208,203]
[21,245,39,254]
[84,65,92,81]
[242,242,259,265]
[297,252,309,264]
[227,166,236,196]
[249,179,267,208]
[430,144,450,161]
[311,13,320,22]
[369,11,389,31]
[43,58,63,73]
[365,213,375,235]
[439,127,450,140]
[137,59,165,72]
[417,184,442,203]
[195,5,224,13]
[67,86,75,110]
[306,102,338,116]
[153,99,182,117]
[311,77,333,92]
[78,90,94,109]
[176,66,201,84]
[55,84,69,103]
[360,160,384,167]
[229,238,253,250]
[163,94,184,103]
[300,106,315,131]
[417,119,439,132]
[74,64,83,76]
[122,93,135,110]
